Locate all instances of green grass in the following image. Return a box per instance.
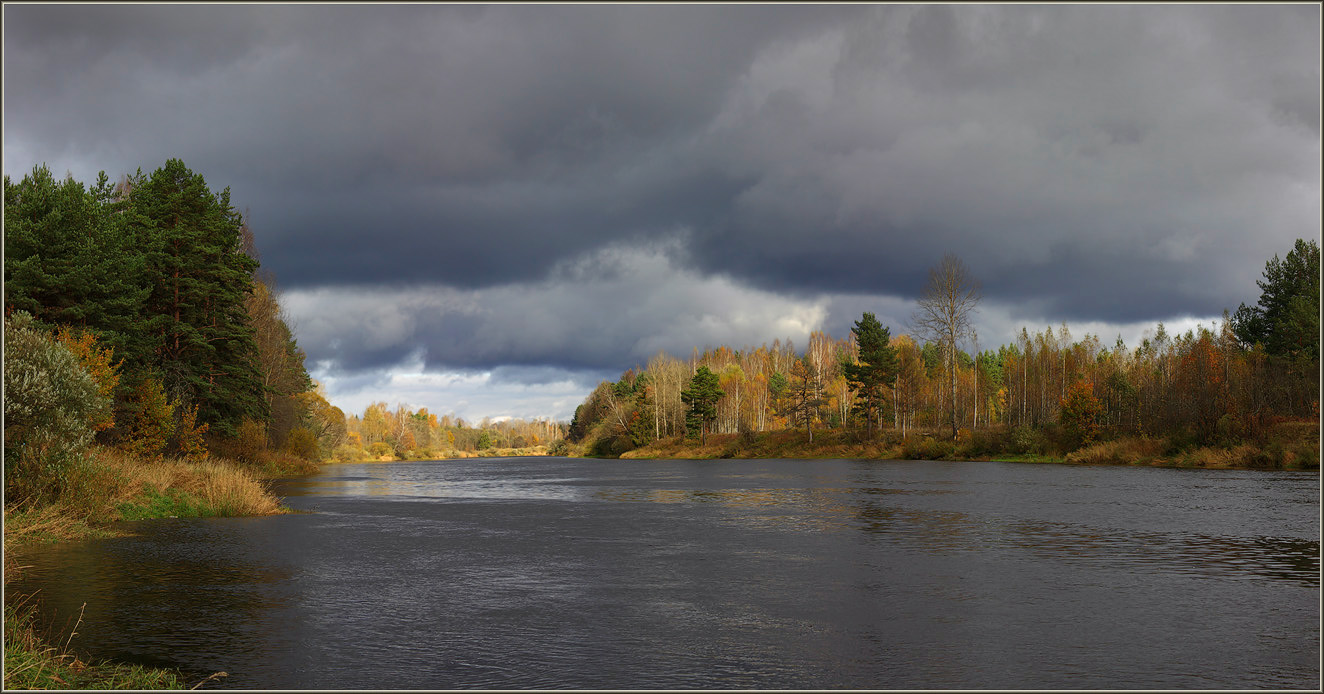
[115,487,213,521]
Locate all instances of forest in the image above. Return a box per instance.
[2,161,561,515]
[567,244,1320,468]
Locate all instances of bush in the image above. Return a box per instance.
[172,401,209,461]
[1009,426,1038,454]
[368,441,394,459]
[333,444,366,462]
[283,427,319,461]
[3,312,109,501]
[548,439,570,456]
[960,427,1010,457]
[230,417,268,463]
[902,436,956,461]
[116,375,175,459]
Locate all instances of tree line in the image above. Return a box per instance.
[4,161,346,499]
[568,242,1320,458]
[338,403,567,461]
[5,161,572,491]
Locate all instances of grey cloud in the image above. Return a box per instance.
[4,4,1318,382]
[282,241,828,375]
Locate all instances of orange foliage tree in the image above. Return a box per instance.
[53,326,121,432]
[1059,378,1102,450]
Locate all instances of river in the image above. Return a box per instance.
[6,457,1319,689]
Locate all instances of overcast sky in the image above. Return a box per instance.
[5,4,1319,423]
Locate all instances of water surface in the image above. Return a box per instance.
[8,458,1319,689]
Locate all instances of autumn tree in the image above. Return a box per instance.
[785,355,826,443]
[913,253,982,440]
[247,276,313,448]
[1059,378,1102,450]
[53,326,122,433]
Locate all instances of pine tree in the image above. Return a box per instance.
[681,366,724,445]
[843,312,898,436]
[127,159,267,437]
[1232,239,1320,363]
[4,166,152,369]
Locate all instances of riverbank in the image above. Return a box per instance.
[4,446,302,690]
[334,444,552,463]
[617,421,1320,470]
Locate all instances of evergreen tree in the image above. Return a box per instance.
[127,159,266,437]
[843,312,898,435]
[1232,238,1321,364]
[681,366,724,445]
[4,166,151,368]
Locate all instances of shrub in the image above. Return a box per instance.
[172,401,210,460]
[960,427,1009,457]
[3,312,109,500]
[235,418,269,462]
[116,375,175,459]
[333,444,366,462]
[1009,426,1038,454]
[368,441,394,459]
[283,426,319,461]
[902,436,956,460]
[548,439,570,456]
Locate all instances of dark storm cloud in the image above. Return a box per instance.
[5,3,849,288]
[5,3,1319,385]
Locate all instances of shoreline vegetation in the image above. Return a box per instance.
[565,245,1320,472]
[609,423,1319,470]
[3,447,292,691]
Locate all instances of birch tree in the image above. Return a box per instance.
[912,253,981,441]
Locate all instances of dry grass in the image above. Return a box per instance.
[75,447,281,519]
[3,448,278,689]
[1065,437,1167,466]
[5,446,283,548]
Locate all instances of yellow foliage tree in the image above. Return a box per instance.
[54,326,121,432]
[119,376,175,459]
[174,402,210,460]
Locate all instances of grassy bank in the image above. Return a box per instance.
[4,446,297,690]
[617,420,1320,470]
[5,446,285,545]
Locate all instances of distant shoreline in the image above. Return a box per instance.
[603,425,1319,471]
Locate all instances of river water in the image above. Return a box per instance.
[6,458,1319,689]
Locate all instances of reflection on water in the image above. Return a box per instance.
[7,458,1319,690]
